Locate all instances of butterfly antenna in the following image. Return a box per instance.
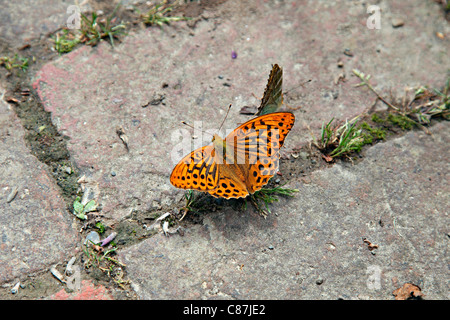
[218,104,232,133]
[181,121,214,138]
[285,79,311,95]
[181,121,194,129]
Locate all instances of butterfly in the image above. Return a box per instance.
[170,63,294,199]
[170,111,295,199]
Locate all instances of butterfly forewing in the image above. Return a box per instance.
[219,112,295,197]
[256,64,283,116]
[229,112,295,164]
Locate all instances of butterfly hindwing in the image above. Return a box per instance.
[170,145,218,191]
[206,174,250,199]
[246,155,280,193]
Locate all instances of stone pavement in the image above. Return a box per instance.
[0,88,78,284]
[120,121,449,299]
[0,0,449,299]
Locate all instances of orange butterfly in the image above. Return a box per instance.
[170,111,295,199]
[170,64,294,199]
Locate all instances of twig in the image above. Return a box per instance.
[352,69,399,111]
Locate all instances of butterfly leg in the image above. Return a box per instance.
[252,92,263,101]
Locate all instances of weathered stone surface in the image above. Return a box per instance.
[33,0,450,221]
[119,122,449,299]
[0,86,79,284]
[1,0,448,300]
[0,0,91,49]
[45,280,114,300]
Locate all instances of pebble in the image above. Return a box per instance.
[436,32,444,39]
[299,151,308,160]
[391,18,404,28]
[343,48,353,57]
[84,231,100,245]
[11,281,20,294]
[64,166,72,175]
[6,186,18,203]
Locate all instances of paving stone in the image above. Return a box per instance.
[0,85,79,285]
[45,280,114,300]
[119,122,449,299]
[0,0,91,49]
[32,0,450,222]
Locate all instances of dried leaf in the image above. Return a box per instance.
[393,283,423,300]
[322,154,333,163]
[21,89,31,96]
[239,105,258,115]
[363,238,379,251]
[5,96,19,104]
[92,244,103,252]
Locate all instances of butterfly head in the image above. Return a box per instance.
[212,134,229,161]
[212,133,224,149]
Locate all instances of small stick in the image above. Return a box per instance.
[101,232,117,247]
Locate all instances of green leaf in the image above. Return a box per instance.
[75,212,87,220]
[83,199,97,213]
[73,197,84,213]
[95,222,105,234]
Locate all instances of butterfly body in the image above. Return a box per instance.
[170,112,295,199]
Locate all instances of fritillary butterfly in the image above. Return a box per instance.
[170,112,295,199]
